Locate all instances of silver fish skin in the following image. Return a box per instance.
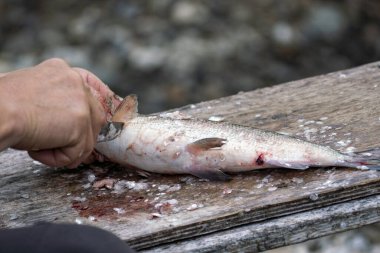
[95,95,380,181]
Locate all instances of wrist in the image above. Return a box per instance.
[0,78,24,150]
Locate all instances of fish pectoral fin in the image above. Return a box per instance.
[186,138,227,154]
[189,167,231,181]
[112,94,138,122]
[266,160,310,170]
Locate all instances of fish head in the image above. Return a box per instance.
[97,122,124,143]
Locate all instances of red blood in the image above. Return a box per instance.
[256,154,265,166]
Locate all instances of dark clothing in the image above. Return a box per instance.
[0,222,135,253]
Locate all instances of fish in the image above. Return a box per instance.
[95,95,380,181]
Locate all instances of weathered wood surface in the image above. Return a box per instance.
[142,195,380,253]
[1,62,380,251]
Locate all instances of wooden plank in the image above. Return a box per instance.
[141,195,380,253]
[0,62,380,250]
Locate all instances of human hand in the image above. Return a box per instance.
[71,67,123,164]
[0,58,119,168]
[73,67,122,120]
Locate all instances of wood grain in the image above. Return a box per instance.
[142,195,380,253]
[1,62,380,251]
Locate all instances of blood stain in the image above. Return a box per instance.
[256,154,265,166]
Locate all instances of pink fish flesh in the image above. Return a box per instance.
[95,95,380,180]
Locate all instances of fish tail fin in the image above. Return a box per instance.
[340,148,380,170]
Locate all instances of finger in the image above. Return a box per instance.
[65,160,83,169]
[77,96,108,168]
[66,116,97,168]
[61,77,105,169]
[78,74,107,141]
[82,153,96,164]
[65,144,92,169]
[83,150,106,164]
[28,119,92,168]
[74,68,122,116]
[74,68,114,96]
[89,88,107,125]
[67,141,95,168]
[79,74,108,140]
[89,97,107,135]
[81,97,105,166]
[28,148,74,167]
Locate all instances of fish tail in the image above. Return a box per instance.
[340,148,380,170]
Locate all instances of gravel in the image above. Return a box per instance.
[1,0,379,114]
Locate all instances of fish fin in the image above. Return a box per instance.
[112,94,138,122]
[340,148,380,170]
[266,160,309,170]
[186,138,227,154]
[189,168,231,181]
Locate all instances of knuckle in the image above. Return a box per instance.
[43,58,69,67]
[67,70,85,88]
[73,107,89,122]
[68,132,81,146]
[55,149,74,166]
[69,119,88,142]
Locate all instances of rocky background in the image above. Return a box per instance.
[1,0,380,252]
[1,0,380,113]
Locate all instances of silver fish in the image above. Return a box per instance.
[96,95,380,181]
